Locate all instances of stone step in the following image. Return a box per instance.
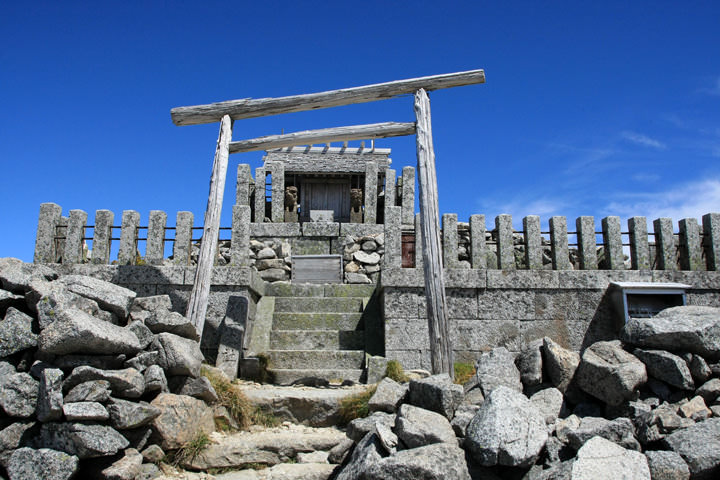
[269,368,365,385]
[268,350,366,370]
[274,297,364,313]
[265,282,376,298]
[272,312,364,330]
[270,329,365,351]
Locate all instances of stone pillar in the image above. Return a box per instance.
[34,202,62,263]
[383,206,402,269]
[54,216,68,263]
[254,167,265,223]
[654,218,677,271]
[92,210,114,265]
[575,216,597,270]
[414,213,425,269]
[118,210,140,265]
[231,205,251,266]
[442,214,458,268]
[679,218,703,271]
[146,210,167,265]
[702,213,720,271]
[63,209,88,265]
[384,168,397,220]
[174,211,194,266]
[364,161,378,224]
[236,164,251,206]
[270,161,285,223]
[549,216,571,270]
[628,216,650,270]
[401,166,415,225]
[215,295,249,381]
[523,215,543,270]
[469,214,486,269]
[495,214,515,270]
[602,216,624,270]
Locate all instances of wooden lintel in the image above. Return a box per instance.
[171,69,485,125]
[228,122,415,154]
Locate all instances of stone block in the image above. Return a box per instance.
[173,211,194,266]
[470,214,487,269]
[549,216,571,270]
[524,215,543,270]
[118,210,140,266]
[250,223,301,237]
[401,166,415,225]
[302,222,339,237]
[628,216,651,270]
[254,166,266,223]
[602,216,624,270]
[34,202,62,264]
[495,214,515,270]
[92,209,114,265]
[236,163,252,206]
[679,217,703,271]
[63,209,88,265]
[654,218,677,270]
[702,213,720,271]
[231,205,251,266]
[576,216,598,270]
[442,214,459,268]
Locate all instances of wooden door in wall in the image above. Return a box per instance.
[402,234,416,268]
[300,179,351,223]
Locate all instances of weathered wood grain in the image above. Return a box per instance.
[228,122,415,154]
[171,69,485,125]
[186,114,232,337]
[414,88,453,378]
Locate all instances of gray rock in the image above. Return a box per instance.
[64,380,111,403]
[542,337,580,393]
[7,447,79,480]
[52,353,127,371]
[575,341,647,406]
[529,387,567,425]
[259,268,288,282]
[687,354,712,384]
[678,395,711,421]
[0,258,57,293]
[571,436,650,480]
[37,368,64,422]
[127,321,155,350]
[107,398,162,429]
[408,373,464,419]
[150,393,215,450]
[176,376,219,403]
[136,463,161,480]
[153,332,204,377]
[364,442,471,480]
[0,372,38,418]
[353,251,380,265]
[120,427,152,451]
[347,411,395,442]
[101,448,143,480]
[696,378,720,404]
[328,437,354,464]
[517,339,544,387]
[566,416,640,451]
[145,310,199,341]
[0,307,37,357]
[38,422,129,458]
[645,450,690,480]
[621,306,720,359]
[368,377,407,413]
[124,350,159,372]
[62,401,109,421]
[57,274,136,318]
[465,386,548,468]
[0,288,23,311]
[375,420,398,454]
[476,347,522,396]
[450,404,480,437]
[662,417,720,479]
[64,366,145,399]
[141,444,165,463]
[38,307,141,355]
[636,405,684,444]
[28,279,106,324]
[633,349,694,390]
[335,433,383,480]
[345,272,372,284]
[143,365,168,394]
[394,404,456,448]
[256,247,276,260]
[0,421,38,465]
[463,387,485,406]
[130,295,172,323]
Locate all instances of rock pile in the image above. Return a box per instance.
[332,306,720,480]
[0,258,225,480]
[340,233,384,284]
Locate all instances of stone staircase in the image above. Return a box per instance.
[264,283,375,385]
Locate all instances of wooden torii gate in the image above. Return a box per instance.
[171,69,485,377]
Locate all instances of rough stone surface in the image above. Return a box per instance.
[7,447,79,480]
[517,338,544,387]
[696,378,720,403]
[368,377,407,413]
[621,306,720,359]
[529,387,567,425]
[394,404,456,448]
[145,310,199,340]
[575,341,647,406]
[328,437,354,464]
[566,416,640,451]
[141,444,165,463]
[130,295,172,322]
[127,321,155,350]
[0,372,39,418]
[543,337,580,393]
[353,251,380,265]
[38,307,141,355]
[150,393,215,450]
[101,448,143,480]
[633,348,695,390]
[465,386,548,467]
[347,411,396,442]
[143,365,169,394]
[177,376,220,403]
[107,398,162,429]
[678,395,711,421]
[62,401,109,421]
[662,417,720,479]
[38,422,129,458]
[0,257,57,293]
[37,368,64,422]
[58,274,136,318]
[476,347,522,396]
[0,421,38,463]
[64,366,145,399]
[153,332,204,377]
[450,404,480,437]
[335,433,383,480]
[645,450,690,480]
[363,442,471,480]
[64,380,111,403]
[124,350,159,373]
[571,436,650,480]
[408,374,464,419]
[0,307,37,357]
[688,354,712,385]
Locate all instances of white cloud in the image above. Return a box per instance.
[605,178,720,222]
[621,131,667,150]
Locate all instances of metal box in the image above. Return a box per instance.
[608,281,690,323]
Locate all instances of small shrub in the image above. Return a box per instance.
[454,362,476,385]
[385,360,409,383]
[201,366,253,430]
[172,431,211,467]
[339,385,377,425]
[251,406,281,428]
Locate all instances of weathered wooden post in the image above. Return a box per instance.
[414,88,453,377]
[186,114,233,337]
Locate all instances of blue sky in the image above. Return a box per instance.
[2,1,719,262]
